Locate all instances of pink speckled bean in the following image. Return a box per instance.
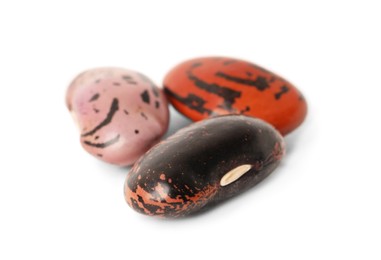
[66,68,169,166]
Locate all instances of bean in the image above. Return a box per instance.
[163,56,307,135]
[66,68,169,166]
[124,115,285,217]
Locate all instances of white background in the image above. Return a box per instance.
[0,1,380,259]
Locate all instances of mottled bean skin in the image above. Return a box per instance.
[164,56,307,135]
[66,68,169,166]
[124,115,285,218]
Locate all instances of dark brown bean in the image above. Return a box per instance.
[124,115,285,217]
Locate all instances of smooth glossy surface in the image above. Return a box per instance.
[124,115,285,217]
[66,68,169,166]
[164,57,307,135]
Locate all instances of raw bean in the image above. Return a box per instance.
[163,56,307,135]
[66,68,169,166]
[124,115,285,217]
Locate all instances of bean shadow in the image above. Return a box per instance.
[163,106,193,138]
[283,128,302,156]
